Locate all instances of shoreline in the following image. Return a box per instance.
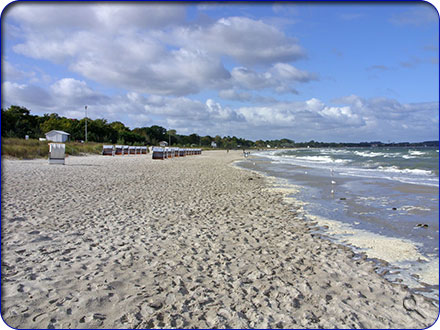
[1,151,438,328]
[235,152,439,297]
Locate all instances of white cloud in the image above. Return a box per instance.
[2,81,53,108]
[7,3,185,31]
[173,16,305,66]
[319,106,363,125]
[231,67,272,90]
[6,3,313,97]
[218,89,252,101]
[92,4,186,30]
[2,61,36,82]
[229,63,316,94]
[270,63,316,82]
[50,78,110,105]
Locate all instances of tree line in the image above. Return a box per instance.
[2,105,437,148]
[1,105,255,148]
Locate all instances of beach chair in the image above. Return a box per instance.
[164,147,171,158]
[141,146,147,155]
[128,146,136,155]
[179,148,185,157]
[102,145,114,156]
[123,146,129,155]
[135,147,141,155]
[48,143,66,165]
[115,145,123,155]
[152,147,165,159]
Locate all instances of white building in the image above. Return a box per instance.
[211,141,217,148]
[45,130,70,142]
[159,141,168,147]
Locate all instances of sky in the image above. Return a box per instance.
[1,1,439,142]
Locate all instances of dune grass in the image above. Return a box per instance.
[1,138,103,159]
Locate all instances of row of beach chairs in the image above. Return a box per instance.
[49,143,202,165]
[102,145,148,156]
[152,147,202,160]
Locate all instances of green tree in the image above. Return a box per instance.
[145,125,167,144]
[188,133,200,146]
[200,135,213,146]
[2,105,41,138]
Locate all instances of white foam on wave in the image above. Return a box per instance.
[270,154,350,166]
[295,155,348,164]
[255,150,439,187]
[340,167,439,187]
[377,166,433,176]
[409,150,426,156]
[319,149,351,155]
[354,151,386,158]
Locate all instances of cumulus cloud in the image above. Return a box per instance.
[3,78,115,120]
[7,3,185,31]
[228,63,316,94]
[2,61,36,82]
[172,16,306,66]
[2,81,53,108]
[50,78,110,105]
[6,3,311,97]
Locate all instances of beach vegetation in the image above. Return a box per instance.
[1,137,103,159]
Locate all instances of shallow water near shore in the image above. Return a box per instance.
[236,147,439,300]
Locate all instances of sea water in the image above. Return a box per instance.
[237,147,439,300]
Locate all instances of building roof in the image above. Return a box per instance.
[45,130,70,136]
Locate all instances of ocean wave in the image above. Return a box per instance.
[409,150,426,156]
[253,149,438,187]
[376,165,434,176]
[354,151,386,158]
[295,155,348,164]
[339,167,439,187]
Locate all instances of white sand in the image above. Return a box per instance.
[1,150,438,328]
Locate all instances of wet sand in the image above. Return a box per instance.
[1,150,438,328]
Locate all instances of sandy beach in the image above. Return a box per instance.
[1,150,438,329]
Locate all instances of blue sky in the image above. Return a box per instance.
[1,1,439,142]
